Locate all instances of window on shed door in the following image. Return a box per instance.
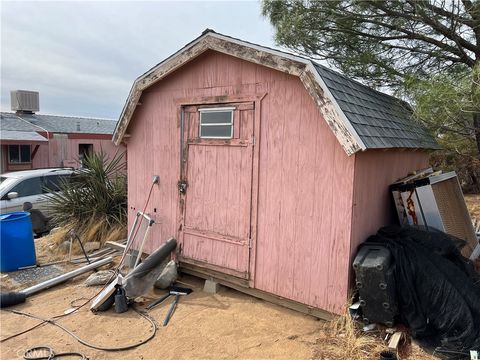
[199,107,234,139]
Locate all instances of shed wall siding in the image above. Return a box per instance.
[254,70,355,314]
[350,150,430,255]
[126,50,355,314]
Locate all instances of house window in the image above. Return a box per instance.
[78,144,93,167]
[199,107,234,139]
[79,144,93,157]
[8,145,31,163]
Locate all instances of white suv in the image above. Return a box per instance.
[0,168,74,215]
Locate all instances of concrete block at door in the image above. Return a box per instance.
[203,279,220,294]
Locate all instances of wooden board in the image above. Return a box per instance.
[388,331,403,351]
[179,262,335,321]
[105,240,127,252]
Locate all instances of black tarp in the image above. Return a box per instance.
[365,226,480,358]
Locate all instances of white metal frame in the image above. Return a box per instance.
[198,107,235,139]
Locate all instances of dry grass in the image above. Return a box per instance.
[465,194,480,220]
[312,313,437,360]
[313,313,385,359]
[47,216,126,256]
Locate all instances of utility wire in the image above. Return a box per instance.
[6,306,157,352]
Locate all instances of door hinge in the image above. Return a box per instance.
[252,136,255,146]
[248,237,252,248]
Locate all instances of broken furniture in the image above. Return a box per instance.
[391,169,478,259]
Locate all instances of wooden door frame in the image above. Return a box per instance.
[175,93,266,287]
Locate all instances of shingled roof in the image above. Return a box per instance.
[1,112,117,135]
[313,64,439,150]
[113,29,439,155]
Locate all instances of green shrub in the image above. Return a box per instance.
[47,151,127,244]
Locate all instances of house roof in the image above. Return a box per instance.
[0,130,48,143]
[0,112,117,135]
[113,29,439,155]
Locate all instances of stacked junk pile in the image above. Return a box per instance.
[89,209,189,327]
[353,168,480,359]
[0,178,191,357]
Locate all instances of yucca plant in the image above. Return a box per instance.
[47,150,127,246]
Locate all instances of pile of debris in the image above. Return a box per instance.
[352,168,480,359]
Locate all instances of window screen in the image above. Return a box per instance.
[199,108,234,139]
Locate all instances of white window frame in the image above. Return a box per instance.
[198,107,235,139]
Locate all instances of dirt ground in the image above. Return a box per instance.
[1,195,478,360]
[1,270,323,360]
[0,264,435,360]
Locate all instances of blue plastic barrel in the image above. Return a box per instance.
[0,212,36,272]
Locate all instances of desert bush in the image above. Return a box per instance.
[47,151,127,245]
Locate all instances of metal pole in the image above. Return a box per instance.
[118,212,142,270]
[133,212,155,268]
[22,257,113,297]
[124,212,142,253]
[137,211,153,223]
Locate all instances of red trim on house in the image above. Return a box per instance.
[31,145,40,160]
[6,163,33,171]
[36,131,52,139]
[67,133,113,140]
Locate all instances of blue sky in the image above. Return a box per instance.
[1,1,276,119]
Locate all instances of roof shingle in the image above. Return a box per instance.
[0,112,117,135]
[313,63,440,150]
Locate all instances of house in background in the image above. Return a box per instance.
[1,90,124,173]
[114,30,439,317]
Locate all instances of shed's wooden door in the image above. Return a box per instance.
[179,103,254,279]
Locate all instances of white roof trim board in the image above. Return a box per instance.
[113,30,438,155]
[0,130,48,143]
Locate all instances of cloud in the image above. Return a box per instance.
[1,1,276,119]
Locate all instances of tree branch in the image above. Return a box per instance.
[373,1,478,56]
[327,11,477,66]
[405,0,478,55]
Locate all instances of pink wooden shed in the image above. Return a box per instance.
[113,30,438,318]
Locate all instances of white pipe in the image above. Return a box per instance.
[13,113,51,166]
[22,257,112,297]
